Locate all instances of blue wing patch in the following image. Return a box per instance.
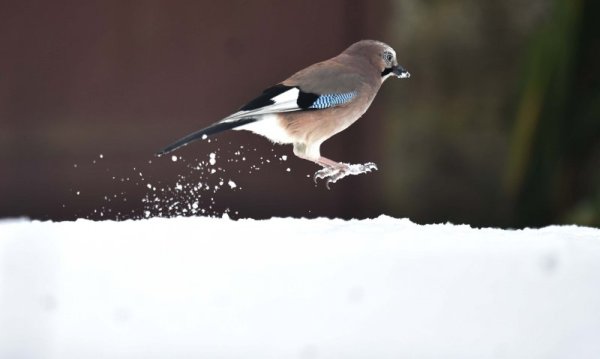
[308,92,356,109]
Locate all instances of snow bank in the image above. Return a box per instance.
[1,216,599,358]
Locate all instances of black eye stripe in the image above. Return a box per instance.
[381,68,393,77]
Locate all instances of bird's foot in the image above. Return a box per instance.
[313,162,378,189]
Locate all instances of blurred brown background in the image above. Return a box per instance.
[1,0,599,227]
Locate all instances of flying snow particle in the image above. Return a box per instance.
[228,180,237,189]
[99,154,104,159]
[209,153,216,166]
[281,155,287,161]
[171,155,178,162]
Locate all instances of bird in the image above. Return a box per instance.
[157,39,410,188]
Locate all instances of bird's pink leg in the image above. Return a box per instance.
[313,156,377,189]
[316,156,343,169]
[292,143,377,188]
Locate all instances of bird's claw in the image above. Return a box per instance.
[313,162,378,189]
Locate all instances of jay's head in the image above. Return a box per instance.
[343,40,410,82]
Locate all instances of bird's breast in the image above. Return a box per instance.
[281,100,371,145]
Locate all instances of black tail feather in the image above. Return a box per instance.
[156,118,257,156]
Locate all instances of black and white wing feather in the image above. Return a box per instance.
[157,84,355,155]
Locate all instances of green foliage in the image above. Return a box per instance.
[507,0,600,226]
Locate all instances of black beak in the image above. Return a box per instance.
[393,65,410,79]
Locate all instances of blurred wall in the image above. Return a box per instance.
[1,0,599,227]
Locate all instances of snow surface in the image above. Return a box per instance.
[1,216,599,359]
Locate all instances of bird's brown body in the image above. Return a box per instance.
[158,40,410,187]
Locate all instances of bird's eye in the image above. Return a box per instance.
[383,50,394,64]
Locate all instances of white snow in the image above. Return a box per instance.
[0,216,599,359]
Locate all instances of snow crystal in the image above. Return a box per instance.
[171,155,178,162]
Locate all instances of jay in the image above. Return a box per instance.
[158,40,410,187]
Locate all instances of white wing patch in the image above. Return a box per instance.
[271,87,300,106]
[221,87,301,123]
